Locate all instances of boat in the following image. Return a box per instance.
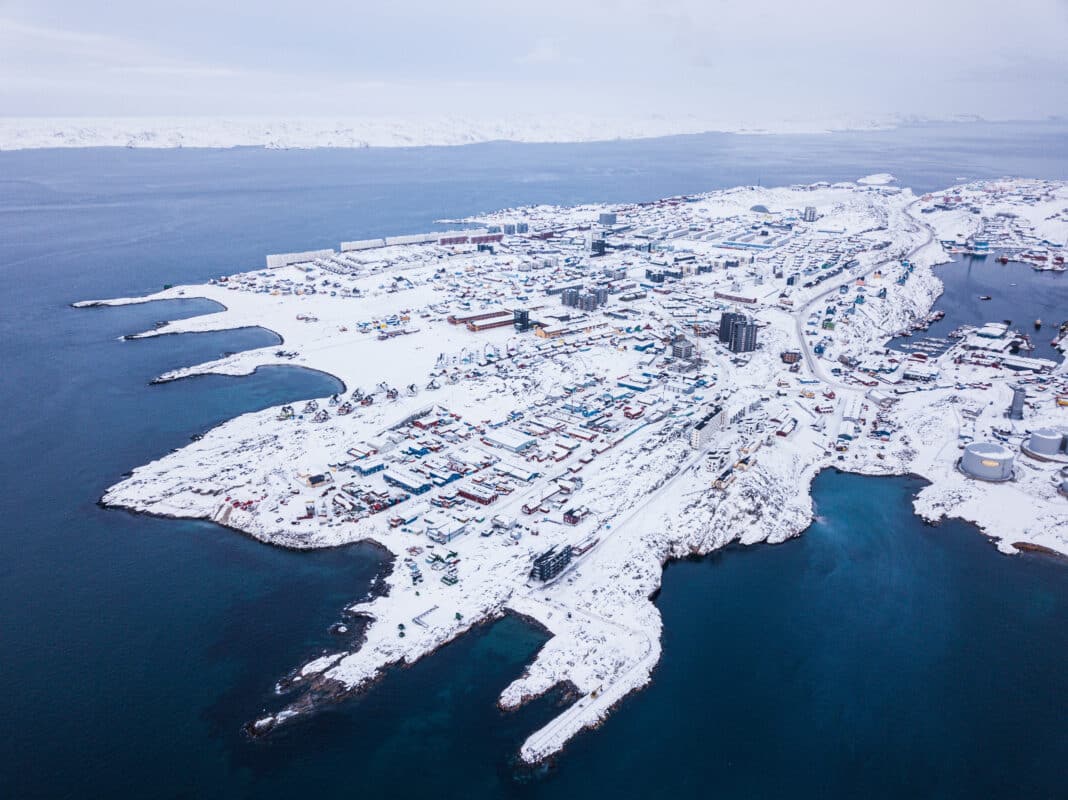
[979,295,992,301]
[1035,319,1042,329]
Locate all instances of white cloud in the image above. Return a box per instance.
[0,1,1065,120]
[516,40,566,65]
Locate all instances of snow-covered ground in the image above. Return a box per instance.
[0,113,989,151]
[857,173,897,186]
[79,177,1068,763]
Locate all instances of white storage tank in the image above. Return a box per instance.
[960,442,1015,482]
[1026,428,1066,457]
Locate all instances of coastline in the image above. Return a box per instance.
[0,114,1006,153]
[76,176,1068,764]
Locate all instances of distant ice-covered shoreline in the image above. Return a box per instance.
[0,113,1007,151]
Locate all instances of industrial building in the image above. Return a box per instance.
[424,515,468,544]
[531,546,572,582]
[382,467,432,494]
[1022,428,1068,461]
[545,282,583,297]
[457,485,499,505]
[959,442,1015,482]
[353,459,385,476]
[1009,385,1026,420]
[483,428,536,453]
[265,248,335,268]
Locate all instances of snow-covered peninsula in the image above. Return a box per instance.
[79,177,1068,763]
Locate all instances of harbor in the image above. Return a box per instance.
[890,253,1068,363]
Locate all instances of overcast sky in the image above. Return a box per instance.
[2,0,1066,122]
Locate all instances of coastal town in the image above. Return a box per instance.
[78,176,1068,764]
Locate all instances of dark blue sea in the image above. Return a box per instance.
[1,121,1066,799]
[891,253,1068,362]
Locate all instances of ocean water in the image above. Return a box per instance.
[890,254,1067,362]
[1,122,1066,799]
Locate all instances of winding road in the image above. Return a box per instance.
[792,199,938,389]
